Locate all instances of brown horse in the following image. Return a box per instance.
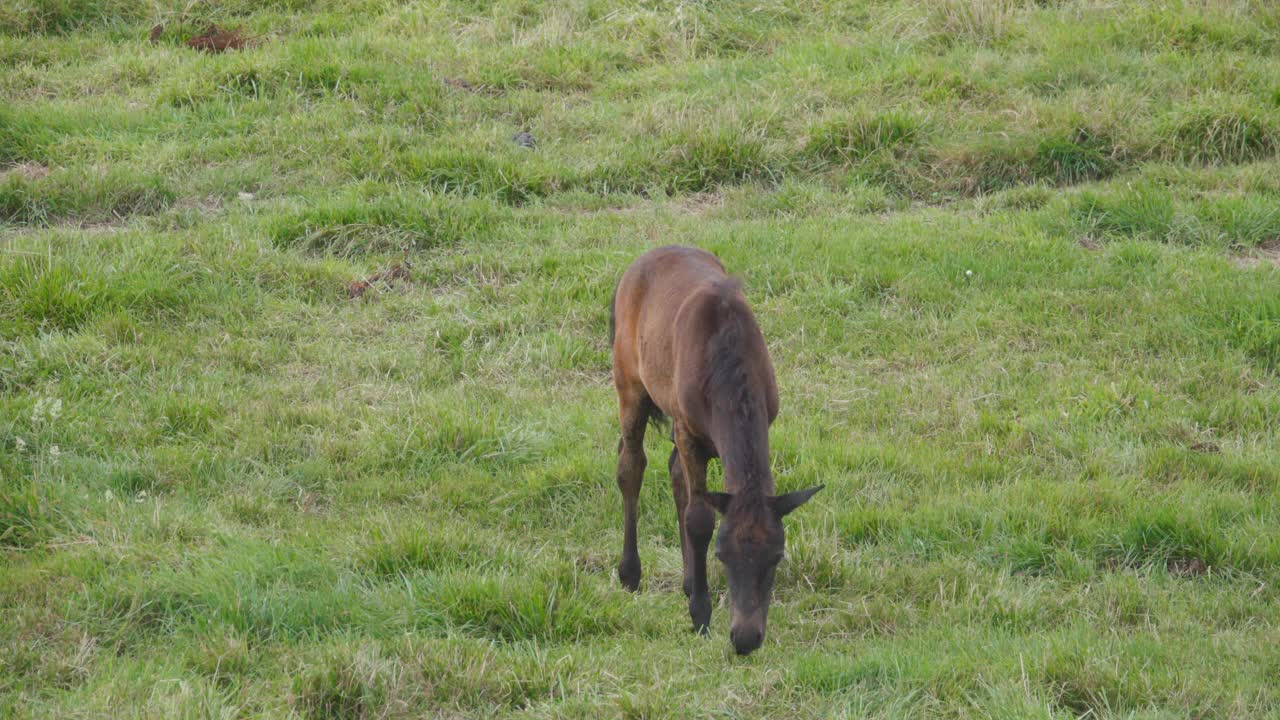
[609,245,822,655]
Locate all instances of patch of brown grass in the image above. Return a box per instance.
[1,162,51,181]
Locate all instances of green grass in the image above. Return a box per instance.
[3,0,1280,717]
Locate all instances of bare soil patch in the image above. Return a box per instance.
[1233,238,1280,269]
[1,162,51,181]
[677,191,724,215]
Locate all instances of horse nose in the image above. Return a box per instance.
[730,627,763,655]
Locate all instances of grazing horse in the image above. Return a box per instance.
[609,245,822,655]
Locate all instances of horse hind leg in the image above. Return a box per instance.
[615,392,650,592]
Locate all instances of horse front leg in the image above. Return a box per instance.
[675,426,713,633]
[669,447,694,599]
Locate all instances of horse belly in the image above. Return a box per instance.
[636,331,678,416]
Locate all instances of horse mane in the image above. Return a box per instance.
[703,278,770,500]
[704,279,751,418]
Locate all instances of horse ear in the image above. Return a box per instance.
[706,492,733,515]
[770,485,823,517]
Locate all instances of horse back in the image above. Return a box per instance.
[612,246,777,440]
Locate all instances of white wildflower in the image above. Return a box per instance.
[32,397,63,424]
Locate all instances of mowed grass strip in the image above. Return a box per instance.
[3,0,1280,718]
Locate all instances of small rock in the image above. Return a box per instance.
[512,131,536,149]
[237,192,255,201]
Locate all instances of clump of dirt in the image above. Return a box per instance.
[347,262,413,299]
[1255,238,1280,267]
[1189,440,1220,454]
[441,77,502,96]
[1077,236,1102,251]
[370,263,411,284]
[186,25,252,53]
[1167,556,1208,578]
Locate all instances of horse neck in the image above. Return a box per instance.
[710,386,774,498]
[704,297,774,497]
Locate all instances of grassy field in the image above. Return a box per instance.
[3,0,1280,717]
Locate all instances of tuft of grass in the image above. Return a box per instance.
[659,123,775,194]
[0,234,203,337]
[0,106,58,164]
[805,111,925,165]
[1032,128,1118,185]
[0,479,50,549]
[0,0,149,35]
[1073,182,1176,240]
[1106,508,1226,573]
[363,521,511,577]
[429,564,625,643]
[1168,105,1278,165]
[383,147,550,205]
[0,167,174,226]
[294,644,396,720]
[1194,194,1280,248]
[1042,647,1141,718]
[925,0,1020,47]
[1230,294,1280,373]
[267,192,503,256]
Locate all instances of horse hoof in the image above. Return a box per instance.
[618,560,641,592]
[689,594,711,631]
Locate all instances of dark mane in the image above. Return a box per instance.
[703,278,770,498]
[704,281,751,416]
